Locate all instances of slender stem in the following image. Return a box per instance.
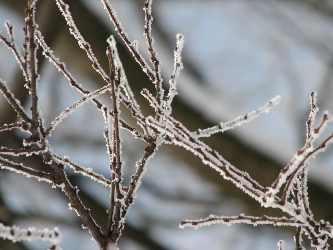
[26,1,39,130]
[0,80,31,123]
[106,47,124,243]
[144,0,163,104]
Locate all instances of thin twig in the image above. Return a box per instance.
[180,214,303,229]
[54,155,112,187]
[55,0,109,82]
[36,31,148,142]
[106,46,124,242]
[163,34,184,116]
[45,85,110,136]
[195,95,281,138]
[0,79,31,123]
[0,146,40,156]
[101,0,156,83]
[0,22,27,79]
[143,0,164,104]
[0,122,25,132]
[0,156,54,183]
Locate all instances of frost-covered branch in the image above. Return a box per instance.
[0,122,25,132]
[45,85,111,136]
[0,156,54,183]
[100,0,156,84]
[106,44,124,242]
[177,92,333,249]
[36,30,147,143]
[0,22,28,81]
[267,92,333,200]
[55,0,109,82]
[195,95,281,138]
[0,79,30,123]
[163,34,184,116]
[180,214,303,229]
[0,1,106,248]
[0,223,61,249]
[54,155,112,187]
[143,0,164,105]
[1,0,333,249]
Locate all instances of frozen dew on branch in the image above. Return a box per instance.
[107,35,143,116]
[0,223,61,247]
[36,30,80,88]
[46,85,110,135]
[267,93,333,199]
[101,0,155,83]
[0,79,29,122]
[195,95,281,138]
[55,0,109,82]
[0,22,27,78]
[0,157,54,184]
[107,36,120,68]
[163,34,185,116]
[146,115,267,203]
[101,105,113,158]
[180,214,303,230]
[55,155,112,187]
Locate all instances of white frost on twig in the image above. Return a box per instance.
[0,156,54,183]
[54,155,112,187]
[268,92,333,198]
[0,79,30,122]
[164,34,184,116]
[55,0,109,82]
[0,22,27,81]
[46,85,110,135]
[146,115,268,202]
[101,0,154,82]
[195,95,281,138]
[0,223,61,248]
[180,214,302,229]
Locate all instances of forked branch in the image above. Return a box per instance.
[177,92,333,249]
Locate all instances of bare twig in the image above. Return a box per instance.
[195,95,281,138]
[0,156,54,183]
[163,34,184,116]
[54,155,112,187]
[143,0,164,105]
[180,214,302,229]
[0,122,25,132]
[176,91,333,249]
[36,31,148,142]
[106,44,124,243]
[101,0,156,83]
[0,79,31,123]
[0,223,61,247]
